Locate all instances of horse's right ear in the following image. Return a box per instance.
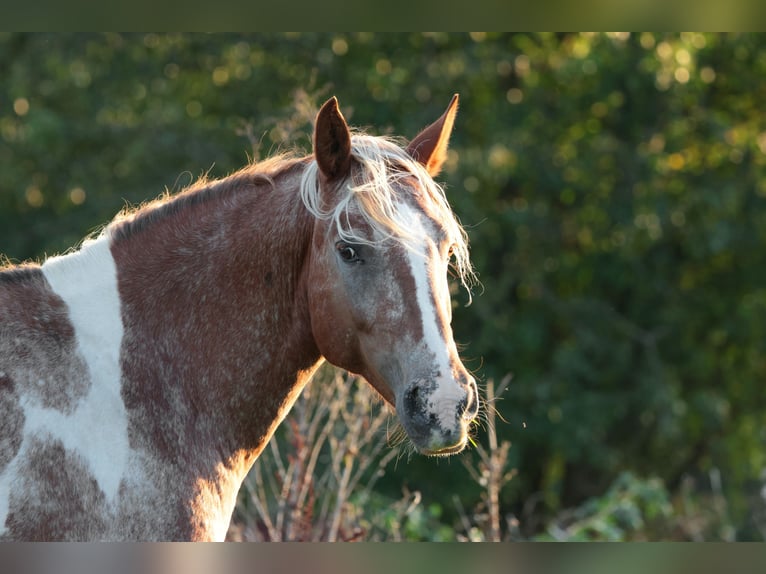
[314,97,352,181]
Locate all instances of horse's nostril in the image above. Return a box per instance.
[403,385,435,431]
[460,378,479,420]
[404,385,421,417]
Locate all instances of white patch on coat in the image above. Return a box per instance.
[33,232,130,501]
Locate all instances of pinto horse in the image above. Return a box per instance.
[0,95,477,541]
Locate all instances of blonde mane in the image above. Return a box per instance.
[300,134,476,298]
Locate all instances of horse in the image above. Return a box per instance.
[0,95,478,541]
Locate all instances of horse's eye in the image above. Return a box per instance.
[336,242,361,263]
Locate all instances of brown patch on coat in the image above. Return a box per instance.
[0,266,90,414]
[4,435,108,540]
[110,163,322,539]
[0,372,24,474]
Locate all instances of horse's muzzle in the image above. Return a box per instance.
[399,376,478,455]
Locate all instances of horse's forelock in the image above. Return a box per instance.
[300,134,476,298]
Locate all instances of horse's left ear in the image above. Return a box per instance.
[314,96,352,181]
[406,93,459,177]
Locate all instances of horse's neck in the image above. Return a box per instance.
[107,167,322,537]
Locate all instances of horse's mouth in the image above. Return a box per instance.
[413,432,469,457]
[419,442,467,457]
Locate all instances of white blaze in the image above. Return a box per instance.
[399,204,464,431]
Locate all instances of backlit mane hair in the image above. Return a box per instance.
[108,155,302,239]
[300,134,476,298]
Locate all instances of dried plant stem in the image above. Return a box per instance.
[233,367,402,541]
[462,374,514,542]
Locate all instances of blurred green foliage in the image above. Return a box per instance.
[2,33,765,539]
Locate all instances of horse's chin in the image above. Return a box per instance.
[416,437,469,457]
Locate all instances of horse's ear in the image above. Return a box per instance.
[406,93,459,177]
[314,96,352,181]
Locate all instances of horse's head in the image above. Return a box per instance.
[303,95,478,456]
